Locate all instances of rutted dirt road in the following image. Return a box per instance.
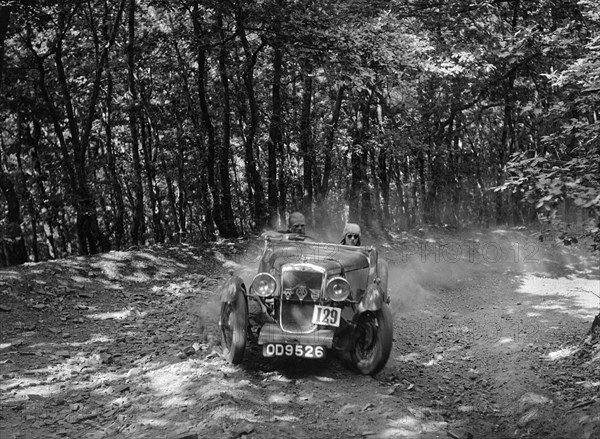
[1,229,598,439]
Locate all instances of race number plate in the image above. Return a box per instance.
[311,305,341,327]
[263,344,325,359]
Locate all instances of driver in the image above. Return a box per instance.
[341,223,361,246]
[287,212,306,235]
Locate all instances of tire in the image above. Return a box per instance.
[351,303,393,375]
[220,285,248,364]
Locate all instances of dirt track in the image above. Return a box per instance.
[1,229,599,439]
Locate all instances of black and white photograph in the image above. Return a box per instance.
[1,1,599,438]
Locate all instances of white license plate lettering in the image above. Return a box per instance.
[312,305,341,327]
[263,344,325,359]
[265,344,275,356]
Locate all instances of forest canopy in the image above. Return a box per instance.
[0,0,598,265]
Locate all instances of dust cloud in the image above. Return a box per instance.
[382,229,532,316]
[382,227,599,319]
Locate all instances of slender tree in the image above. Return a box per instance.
[0,168,28,266]
[216,5,238,238]
[236,6,268,230]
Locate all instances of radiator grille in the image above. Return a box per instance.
[279,265,325,333]
[280,302,315,333]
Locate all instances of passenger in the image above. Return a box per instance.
[341,223,361,246]
[287,212,306,235]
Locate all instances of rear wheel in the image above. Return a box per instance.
[220,285,248,364]
[351,303,393,375]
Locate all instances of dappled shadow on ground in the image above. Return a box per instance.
[0,243,235,438]
[1,230,598,439]
[380,228,599,439]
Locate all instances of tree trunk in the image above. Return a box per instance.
[0,170,28,266]
[417,150,427,224]
[350,91,373,224]
[237,11,268,231]
[216,9,238,238]
[450,124,461,227]
[199,171,215,241]
[103,12,124,250]
[105,70,124,249]
[497,0,520,226]
[361,146,374,229]
[268,1,283,228]
[139,83,164,244]
[425,153,440,224]
[17,113,39,261]
[314,86,344,229]
[349,126,364,223]
[192,2,224,239]
[29,117,58,258]
[278,141,287,226]
[163,156,179,242]
[300,63,313,219]
[173,119,187,241]
[54,37,92,254]
[171,37,197,241]
[127,0,145,245]
[323,86,344,198]
[393,158,409,229]
[378,145,390,227]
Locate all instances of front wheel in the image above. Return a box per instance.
[220,285,248,364]
[351,303,393,375]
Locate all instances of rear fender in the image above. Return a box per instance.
[357,283,389,314]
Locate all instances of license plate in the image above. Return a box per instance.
[263,344,325,359]
[311,305,341,327]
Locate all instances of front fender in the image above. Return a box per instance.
[357,283,389,314]
[221,275,246,303]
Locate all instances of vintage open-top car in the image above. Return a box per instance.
[219,232,393,375]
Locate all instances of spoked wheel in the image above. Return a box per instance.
[351,303,393,375]
[220,285,248,364]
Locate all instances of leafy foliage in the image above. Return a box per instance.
[497,0,600,250]
[0,0,598,263]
